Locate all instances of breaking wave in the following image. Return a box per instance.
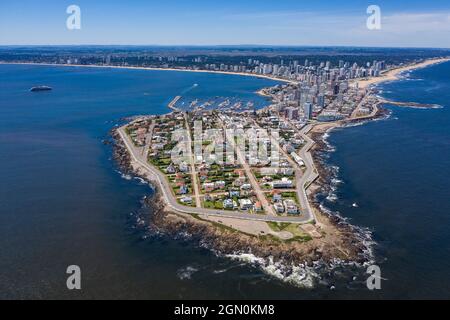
[315,130,377,267]
[225,253,318,288]
[177,266,199,280]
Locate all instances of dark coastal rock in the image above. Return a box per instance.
[111,128,133,175]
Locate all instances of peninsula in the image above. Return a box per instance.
[112,56,450,268]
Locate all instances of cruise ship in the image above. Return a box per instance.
[30,86,52,92]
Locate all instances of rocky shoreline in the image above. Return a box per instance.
[308,106,390,255]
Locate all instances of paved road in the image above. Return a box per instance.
[118,126,313,223]
[183,112,202,208]
[296,124,319,223]
[252,121,305,217]
[351,92,370,119]
[141,121,155,157]
[253,118,317,223]
[221,122,276,216]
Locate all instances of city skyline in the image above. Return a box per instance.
[1,0,450,48]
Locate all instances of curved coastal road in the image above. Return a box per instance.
[296,124,319,222]
[118,126,315,224]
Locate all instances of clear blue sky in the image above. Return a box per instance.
[1,0,450,47]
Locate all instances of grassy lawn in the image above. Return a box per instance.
[281,192,300,205]
[266,222,313,242]
[203,200,225,210]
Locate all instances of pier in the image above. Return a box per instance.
[168,96,182,111]
[378,97,440,109]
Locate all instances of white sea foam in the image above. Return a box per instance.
[177,266,199,280]
[134,177,148,185]
[117,170,133,180]
[225,254,318,288]
[314,132,377,266]
[326,193,338,202]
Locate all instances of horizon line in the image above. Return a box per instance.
[1,44,450,50]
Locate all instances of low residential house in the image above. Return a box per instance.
[203,182,215,193]
[152,143,165,151]
[199,166,209,180]
[178,185,188,195]
[166,164,176,174]
[280,162,291,168]
[280,168,295,176]
[229,190,240,198]
[272,178,293,189]
[283,144,295,154]
[175,173,184,185]
[272,190,282,202]
[179,161,189,173]
[180,196,193,204]
[240,183,252,191]
[136,127,147,136]
[240,190,253,197]
[223,199,234,209]
[239,199,253,211]
[284,200,299,215]
[254,201,263,212]
[291,139,304,148]
[233,179,244,187]
[215,181,226,190]
[274,202,285,214]
[195,155,203,163]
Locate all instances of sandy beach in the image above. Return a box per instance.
[356,57,450,89]
[4,57,448,90]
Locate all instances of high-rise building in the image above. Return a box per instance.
[304,102,312,120]
[333,84,340,95]
[285,107,299,120]
[318,94,325,108]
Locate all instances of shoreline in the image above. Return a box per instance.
[2,57,448,90]
[111,128,368,275]
[0,61,296,85]
[110,56,445,277]
[355,57,450,89]
[77,56,448,285]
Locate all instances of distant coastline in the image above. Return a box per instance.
[3,58,446,285]
[3,57,449,90]
[0,61,296,85]
[354,57,450,89]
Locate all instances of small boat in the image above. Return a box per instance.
[190,99,199,108]
[218,99,230,108]
[30,85,52,92]
[231,102,242,110]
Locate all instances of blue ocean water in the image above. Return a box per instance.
[0,62,449,299]
[322,61,450,299]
